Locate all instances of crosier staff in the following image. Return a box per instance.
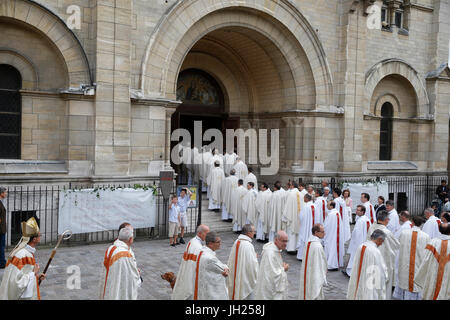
[38,230,72,285]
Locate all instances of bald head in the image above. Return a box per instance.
[274,230,288,250]
[196,224,210,241]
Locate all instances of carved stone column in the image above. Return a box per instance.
[164,104,177,169]
[281,116,304,172]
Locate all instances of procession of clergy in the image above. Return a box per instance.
[0,149,449,300]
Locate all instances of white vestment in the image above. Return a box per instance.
[227,234,259,300]
[414,234,450,300]
[298,235,328,300]
[362,201,376,224]
[387,209,400,235]
[0,246,40,300]
[201,151,212,184]
[324,209,345,269]
[269,189,286,242]
[207,166,225,209]
[394,221,413,239]
[230,185,248,231]
[221,175,238,220]
[392,227,430,300]
[367,223,400,300]
[347,241,388,300]
[242,189,258,225]
[254,242,288,300]
[243,173,258,190]
[314,196,327,226]
[224,152,237,175]
[335,196,351,242]
[422,216,442,239]
[195,246,229,300]
[346,215,371,276]
[296,201,316,260]
[255,189,272,240]
[232,161,248,181]
[171,236,203,300]
[99,239,142,300]
[282,188,301,252]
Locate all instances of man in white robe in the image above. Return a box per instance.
[207,161,225,210]
[314,189,327,225]
[230,179,248,232]
[0,217,44,300]
[223,151,237,176]
[414,223,450,300]
[255,183,272,241]
[201,148,212,192]
[282,182,301,253]
[243,167,258,191]
[171,224,209,300]
[393,216,430,300]
[254,231,289,300]
[347,229,389,300]
[232,157,248,181]
[367,210,400,300]
[333,188,351,243]
[269,182,286,242]
[194,231,229,300]
[297,194,315,260]
[299,224,328,300]
[346,205,371,277]
[422,207,442,239]
[394,210,413,239]
[227,224,259,300]
[221,169,238,221]
[99,226,142,300]
[242,182,258,225]
[385,200,400,235]
[361,192,376,224]
[324,201,345,270]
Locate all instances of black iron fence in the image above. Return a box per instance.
[299,174,448,216]
[2,180,201,248]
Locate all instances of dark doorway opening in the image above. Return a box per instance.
[379,102,393,160]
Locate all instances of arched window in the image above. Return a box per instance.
[379,102,393,160]
[0,64,22,159]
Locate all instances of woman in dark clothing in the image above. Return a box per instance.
[374,195,386,215]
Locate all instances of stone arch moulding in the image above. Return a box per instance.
[365,58,430,118]
[0,49,38,90]
[0,0,92,88]
[374,94,400,117]
[140,0,334,109]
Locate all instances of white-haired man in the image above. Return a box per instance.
[422,207,442,239]
[172,224,209,300]
[207,161,225,210]
[99,225,142,300]
[221,169,238,221]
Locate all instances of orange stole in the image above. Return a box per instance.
[6,255,40,300]
[303,241,312,300]
[369,206,374,224]
[183,242,198,262]
[193,250,204,300]
[231,240,241,300]
[354,245,367,299]
[425,240,450,300]
[408,231,418,292]
[366,221,370,233]
[336,213,340,266]
[322,200,326,221]
[311,205,315,225]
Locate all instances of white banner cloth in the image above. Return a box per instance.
[341,182,389,213]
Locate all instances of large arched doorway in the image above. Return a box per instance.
[0,64,22,159]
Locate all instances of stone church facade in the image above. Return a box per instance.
[0,0,449,186]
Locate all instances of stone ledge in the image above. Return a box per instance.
[0,160,68,174]
[367,161,418,170]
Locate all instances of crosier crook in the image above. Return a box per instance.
[38,230,72,285]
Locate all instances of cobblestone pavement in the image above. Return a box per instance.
[0,230,352,300]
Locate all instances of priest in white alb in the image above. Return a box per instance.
[232,157,248,181]
[361,192,376,224]
[314,189,327,225]
[201,147,212,192]
[347,229,389,300]
[323,201,345,270]
[385,200,400,235]
[282,181,301,253]
[346,205,371,277]
[194,231,229,300]
[223,151,237,176]
[297,193,316,260]
[243,167,257,191]
[207,161,225,210]
[230,179,248,232]
[227,224,259,300]
[333,188,350,243]
[392,216,430,300]
[99,225,142,300]
[394,210,413,239]
[221,169,238,221]
[414,222,449,300]
[255,183,272,241]
[422,207,442,239]
[298,224,328,300]
[254,231,289,300]
[367,210,400,300]
[0,217,45,300]
[269,182,286,242]
[171,224,209,300]
[242,182,258,225]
